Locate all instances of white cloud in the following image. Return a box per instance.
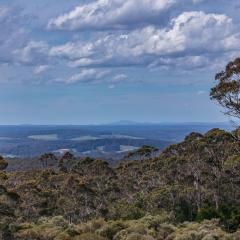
[34,65,50,75]
[47,0,224,32]
[49,42,94,60]
[1,1,240,86]
[47,0,180,31]
[49,11,240,71]
[108,74,129,88]
[55,69,130,86]
[113,74,128,82]
[0,6,29,64]
[13,41,49,64]
[64,69,111,84]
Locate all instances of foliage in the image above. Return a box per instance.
[39,153,58,168]
[59,152,76,172]
[10,216,239,240]
[124,145,159,160]
[0,156,8,171]
[210,57,240,118]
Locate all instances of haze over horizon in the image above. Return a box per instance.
[1,0,240,124]
[0,120,236,126]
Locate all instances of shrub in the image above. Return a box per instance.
[99,221,127,239]
[195,207,220,222]
[0,156,8,171]
[74,233,106,240]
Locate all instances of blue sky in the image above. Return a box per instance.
[0,0,240,124]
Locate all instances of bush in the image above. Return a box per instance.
[99,221,127,239]
[0,156,8,171]
[195,207,220,222]
[74,233,106,240]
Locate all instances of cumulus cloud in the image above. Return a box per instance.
[49,42,94,61]
[47,0,180,31]
[47,0,228,32]
[0,6,50,67]
[1,0,240,86]
[13,41,49,64]
[0,6,29,64]
[49,11,240,71]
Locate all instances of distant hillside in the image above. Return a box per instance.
[0,123,232,158]
[107,120,141,125]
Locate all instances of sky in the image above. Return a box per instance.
[0,0,240,124]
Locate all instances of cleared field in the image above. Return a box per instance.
[28,134,59,141]
[100,134,144,139]
[71,134,144,141]
[118,145,140,153]
[71,136,101,141]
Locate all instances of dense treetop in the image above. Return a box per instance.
[210,57,240,119]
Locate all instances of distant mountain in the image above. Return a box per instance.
[0,123,234,158]
[107,120,141,125]
[107,120,233,127]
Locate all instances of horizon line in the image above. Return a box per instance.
[0,121,233,127]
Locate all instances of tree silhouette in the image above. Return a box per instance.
[39,153,58,168]
[210,57,240,119]
[0,156,8,171]
[124,145,159,160]
[58,152,76,172]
